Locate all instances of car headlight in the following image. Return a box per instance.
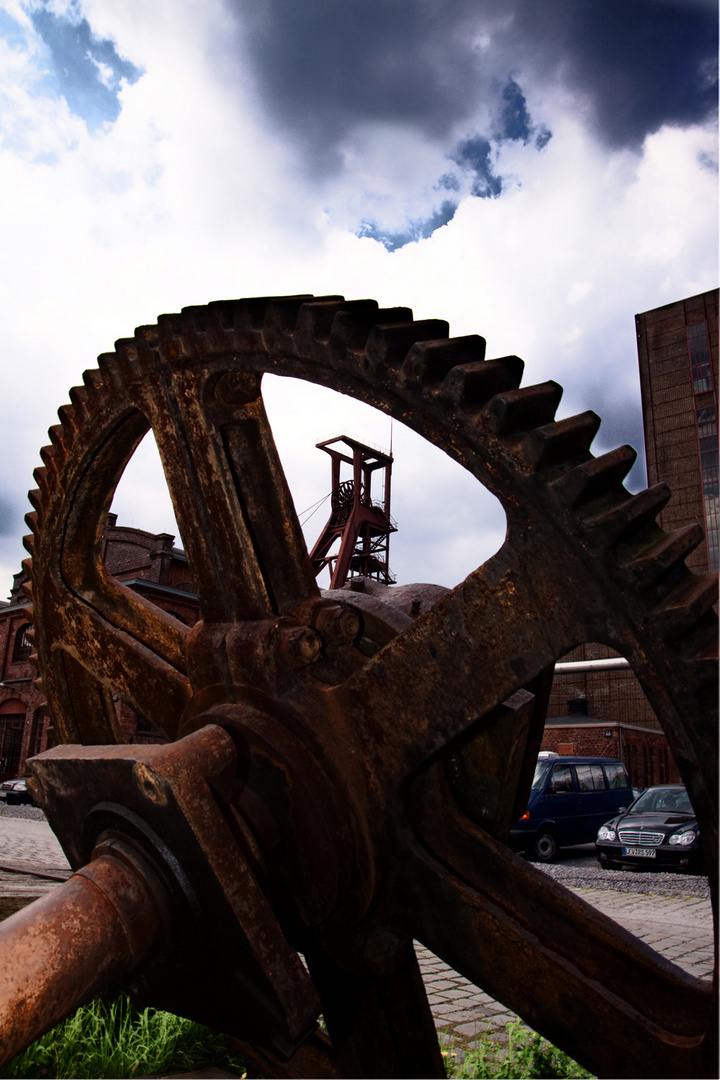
[669,830,697,846]
[597,825,616,841]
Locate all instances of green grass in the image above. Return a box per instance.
[445,1022,595,1079]
[1,994,594,1080]
[0,991,247,1079]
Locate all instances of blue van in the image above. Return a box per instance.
[510,753,633,861]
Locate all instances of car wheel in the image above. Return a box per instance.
[532,831,557,862]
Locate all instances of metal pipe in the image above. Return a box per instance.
[0,853,161,1067]
[554,658,631,674]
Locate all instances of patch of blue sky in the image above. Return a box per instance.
[0,7,27,48]
[29,5,143,132]
[357,199,458,252]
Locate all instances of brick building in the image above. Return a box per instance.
[0,514,198,780]
[636,288,719,574]
[542,290,718,788]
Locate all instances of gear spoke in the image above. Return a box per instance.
[148,361,318,622]
[43,584,191,740]
[337,541,580,783]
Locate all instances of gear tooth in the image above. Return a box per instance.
[40,442,60,476]
[134,324,161,365]
[82,368,103,392]
[551,445,636,510]
[22,534,34,558]
[114,338,138,370]
[49,421,69,448]
[654,571,718,639]
[483,381,563,435]
[264,295,339,336]
[588,483,672,545]
[402,335,486,384]
[365,320,450,371]
[20,555,34,583]
[28,488,43,515]
[33,464,52,499]
[24,511,39,537]
[294,298,349,348]
[58,402,80,434]
[440,355,524,411]
[173,303,244,356]
[624,524,705,591]
[33,676,43,693]
[230,296,279,331]
[68,384,90,418]
[97,352,121,383]
[329,304,409,356]
[207,299,239,330]
[157,312,189,359]
[521,411,601,473]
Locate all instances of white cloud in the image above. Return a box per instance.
[0,0,716,599]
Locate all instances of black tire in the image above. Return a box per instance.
[532,830,557,862]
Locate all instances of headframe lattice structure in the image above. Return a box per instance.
[2,293,716,1079]
[309,434,396,587]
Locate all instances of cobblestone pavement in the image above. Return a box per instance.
[0,814,714,1059]
[417,885,714,1053]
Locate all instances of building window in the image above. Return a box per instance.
[29,713,45,758]
[0,715,24,776]
[687,322,714,393]
[12,624,32,663]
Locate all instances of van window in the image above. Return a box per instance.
[531,760,553,790]
[548,764,573,792]
[604,763,630,790]
[576,764,606,791]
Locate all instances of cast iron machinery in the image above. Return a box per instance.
[0,294,716,1078]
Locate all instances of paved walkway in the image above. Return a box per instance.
[0,816,714,1058]
[417,887,714,1053]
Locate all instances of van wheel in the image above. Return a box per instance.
[532,831,557,862]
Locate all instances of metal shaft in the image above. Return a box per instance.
[0,854,161,1067]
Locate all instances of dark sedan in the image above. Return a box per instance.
[0,778,34,805]
[596,785,703,874]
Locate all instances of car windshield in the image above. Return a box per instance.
[631,788,693,814]
[531,761,553,791]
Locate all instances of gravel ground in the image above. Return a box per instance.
[0,801,47,822]
[537,857,711,899]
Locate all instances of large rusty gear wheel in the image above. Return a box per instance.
[23,295,717,1078]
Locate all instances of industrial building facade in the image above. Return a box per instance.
[0,515,199,781]
[636,288,719,574]
[541,288,718,787]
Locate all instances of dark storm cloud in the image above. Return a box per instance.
[30,4,142,131]
[0,492,21,539]
[452,136,502,198]
[234,0,717,164]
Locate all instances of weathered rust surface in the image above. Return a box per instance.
[3,294,715,1077]
[0,853,160,1065]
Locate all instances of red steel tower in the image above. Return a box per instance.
[309,436,397,588]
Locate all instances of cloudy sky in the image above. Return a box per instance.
[0,0,717,598]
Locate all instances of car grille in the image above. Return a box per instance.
[618,830,664,846]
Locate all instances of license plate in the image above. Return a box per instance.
[622,846,656,858]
